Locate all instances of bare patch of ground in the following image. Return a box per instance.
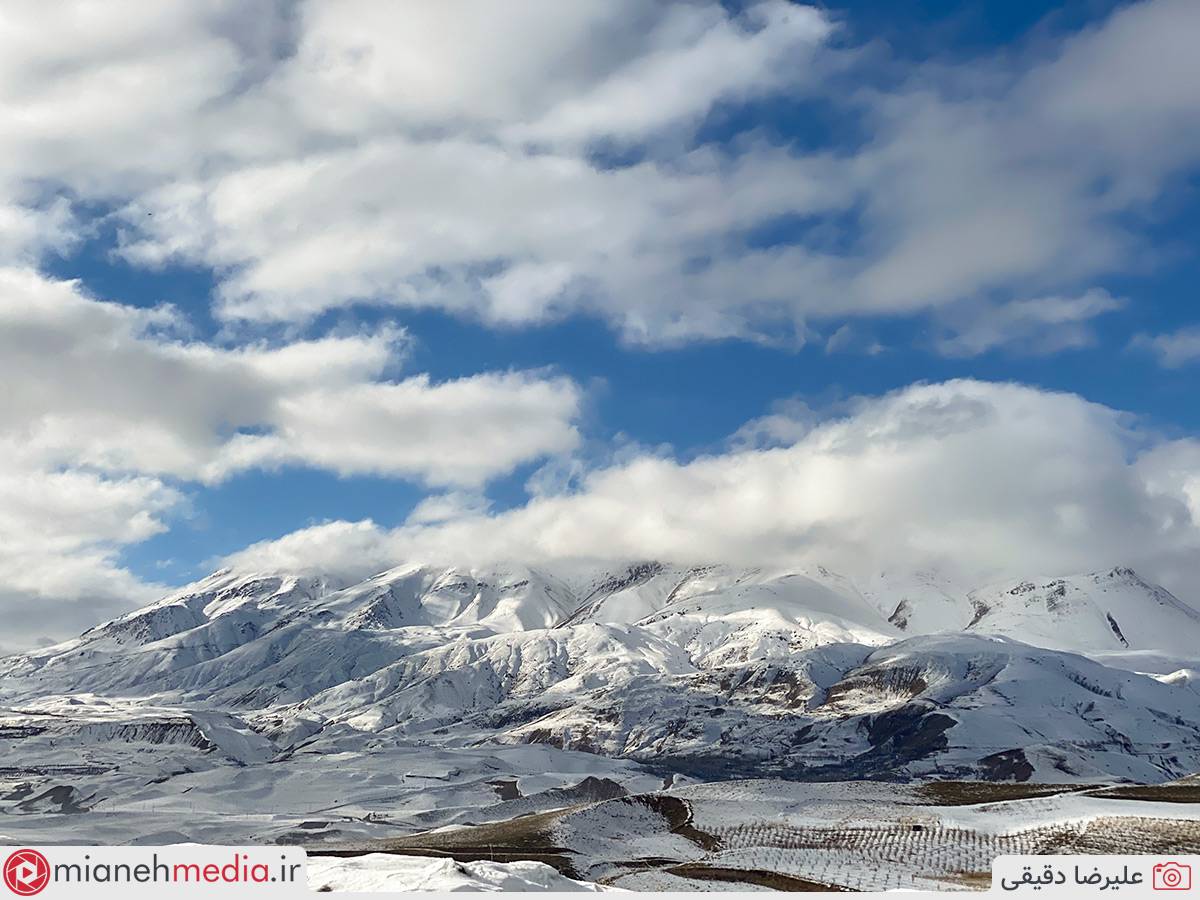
[1085,783,1200,804]
[916,781,1086,806]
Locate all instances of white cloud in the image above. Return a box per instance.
[254,0,830,145]
[221,519,402,587]
[0,197,76,263]
[729,397,817,450]
[0,0,263,195]
[0,268,581,486]
[117,139,843,339]
[207,372,581,485]
[841,0,1200,323]
[267,0,656,136]
[406,492,492,526]
[1137,439,1200,526]
[3,0,1194,345]
[0,467,177,653]
[0,469,178,553]
[1133,326,1200,367]
[936,290,1124,357]
[225,379,1200,602]
[511,1,832,144]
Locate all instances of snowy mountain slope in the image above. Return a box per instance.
[0,564,578,704]
[637,570,898,667]
[554,561,700,626]
[246,626,1200,784]
[809,634,1200,782]
[0,563,898,707]
[0,705,661,846]
[559,563,904,644]
[0,558,1197,802]
[966,567,1200,658]
[292,623,697,734]
[847,569,974,633]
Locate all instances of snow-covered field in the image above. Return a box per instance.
[343,777,1200,891]
[0,559,1197,890]
[307,854,613,892]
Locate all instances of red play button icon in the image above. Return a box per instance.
[3,849,50,896]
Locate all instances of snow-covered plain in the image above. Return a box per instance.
[1,560,1198,889]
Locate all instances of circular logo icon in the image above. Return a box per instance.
[3,849,50,896]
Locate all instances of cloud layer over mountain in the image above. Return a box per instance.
[228,379,1200,600]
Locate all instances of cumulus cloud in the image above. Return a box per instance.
[118,139,843,339]
[0,197,77,263]
[936,290,1124,357]
[729,397,818,450]
[508,1,832,144]
[1132,326,1200,367]
[406,492,492,526]
[2,0,1196,345]
[0,468,176,653]
[0,268,581,485]
[225,379,1200,602]
[118,0,1200,343]
[843,0,1200,316]
[270,0,832,144]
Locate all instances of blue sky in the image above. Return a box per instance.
[3,0,1200,648]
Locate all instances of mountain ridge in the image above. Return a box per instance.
[7,559,1195,669]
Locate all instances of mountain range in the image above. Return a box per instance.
[2,561,1197,790]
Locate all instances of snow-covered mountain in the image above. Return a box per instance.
[852,569,975,633]
[0,563,900,702]
[965,567,1200,662]
[0,564,582,704]
[1,559,1198,825]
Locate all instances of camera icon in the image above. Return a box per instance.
[1153,862,1192,891]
